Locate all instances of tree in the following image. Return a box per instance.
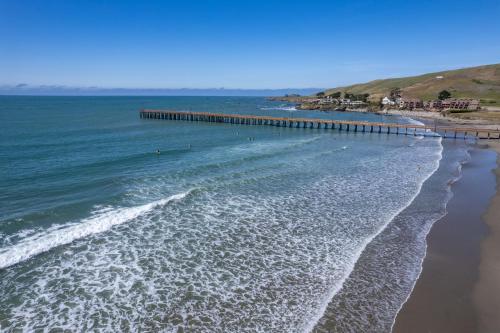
[438,90,451,100]
[316,92,325,97]
[390,87,401,99]
[329,91,341,98]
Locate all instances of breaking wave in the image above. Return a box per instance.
[0,189,196,270]
[260,105,297,111]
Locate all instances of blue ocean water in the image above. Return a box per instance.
[0,96,461,331]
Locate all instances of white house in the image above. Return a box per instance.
[382,97,395,105]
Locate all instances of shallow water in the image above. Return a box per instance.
[313,140,471,332]
[0,96,445,331]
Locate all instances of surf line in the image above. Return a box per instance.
[302,137,444,333]
[0,189,196,270]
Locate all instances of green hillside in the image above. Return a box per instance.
[323,64,500,105]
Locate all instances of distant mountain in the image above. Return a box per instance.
[0,85,323,97]
[324,64,500,105]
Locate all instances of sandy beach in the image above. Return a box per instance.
[473,141,500,332]
[393,141,500,332]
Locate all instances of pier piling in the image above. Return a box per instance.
[139,109,500,140]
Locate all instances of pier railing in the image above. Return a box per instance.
[139,109,500,140]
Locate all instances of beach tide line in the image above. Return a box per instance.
[389,145,472,331]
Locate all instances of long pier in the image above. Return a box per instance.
[140,109,500,139]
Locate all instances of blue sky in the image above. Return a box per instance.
[1,0,499,89]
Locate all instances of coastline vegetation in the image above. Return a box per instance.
[319,63,500,105]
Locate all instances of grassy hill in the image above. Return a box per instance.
[323,64,500,106]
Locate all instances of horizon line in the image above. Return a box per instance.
[0,86,324,97]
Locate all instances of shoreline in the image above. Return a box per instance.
[312,119,452,332]
[393,141,499,332]
[272,102,500,331]
[381,109,500,131]
[473,141,500,332]
[307,135,444,333]
[306,109,500,332]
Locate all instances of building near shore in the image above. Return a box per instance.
[382,97,396,106]
[424,100,443,110]
[424,98,480,111]
[340,100,367,108]
[442,98,480,110]
[398,97,423,110]
[319,96,339,105]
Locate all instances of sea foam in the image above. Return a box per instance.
[0,110,445,332]
[260,106,297,111]
[0,190,194,270]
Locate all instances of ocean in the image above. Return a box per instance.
[0,96,468,332]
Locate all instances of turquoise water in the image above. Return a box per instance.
[0,96,448,331]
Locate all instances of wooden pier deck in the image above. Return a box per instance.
[140,109,500,140]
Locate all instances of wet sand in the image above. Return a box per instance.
[473,142,500,332]
[393,144,498,333]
